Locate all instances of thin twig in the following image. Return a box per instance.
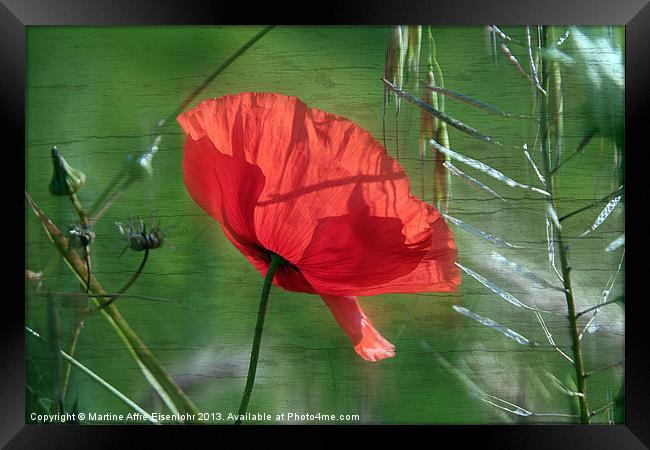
[82,247,92,293]
[443,161,506,201]
[59,349,160,424]
[479,393,578,419]
[590,401,616,418]
[32,290,181,304]
[431,139,550,197]
[531,294,574,364]
[424,83,514,117]
[69,193,88,227]
[68,191,92,293]
[550,129,597,175]
[381,77,502,145]
[500,42,547,95]
[89,26,276,223]
[580,251,625,340]
[487,25,520,44]
[584,360,623,378]
[27,325,160,424]
[576,297,622,318]
[89,171,127,216]
[89,184,127,227]
[555,29,571,47]
[526,27,542,95]
[58,186,92,403]
[61,322,83,402]
[25,191,199,419]
[99,249,149,310]
[559,186,624,222]
[162,26,275,131]
[523,144,547,186]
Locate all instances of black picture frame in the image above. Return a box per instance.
[7,0,648,447]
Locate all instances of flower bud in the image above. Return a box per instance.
[49,146,86,196]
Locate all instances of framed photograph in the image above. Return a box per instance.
[7,0,648,447]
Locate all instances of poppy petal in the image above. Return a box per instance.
[321,295,396,361]
[297,183,459,296]
[178,92,460,296]
[182,134,267,264]
[350,207,460,296]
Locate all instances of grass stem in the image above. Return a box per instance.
[61,320,83,403]
[538,26,590,424]
[26,191,199,420]
[69,192,88,227]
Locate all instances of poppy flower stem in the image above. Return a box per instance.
[235,253,283,424]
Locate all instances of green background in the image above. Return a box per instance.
[25,26,624,424]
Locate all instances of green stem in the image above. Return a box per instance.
[46,292,64,413]
[64,191,90,405]
[99,249,149,310]
[59,348,160,424]
[70,190,93,292]
[90,175,132,227]
[558,186,624,223]
[558,245,590,424]
[538,26,590,424]
[167,26,275,125]
[69,192,88,227]
[61,319,83,402]
[119,249,149,295]
[26,191,199,421]
[235,253,283,425]
[89,170,127,216]
[89,26,275,226]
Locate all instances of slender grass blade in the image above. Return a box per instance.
[545,371,583,397]
[443,214,523,249]
[424,83,509,116]
[490,251,565,292]
[546,202,563,230]
[452,305,535,346]
[444,161,506,201]
[523,144,547,186]
[605,234,624,252]
[60,351,160,424]
[578,193,622,238]
[455,263,529,310]
[431,140,550,196]
[381,77,501,145]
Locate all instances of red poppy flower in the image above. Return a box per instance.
[178,92,460,361]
